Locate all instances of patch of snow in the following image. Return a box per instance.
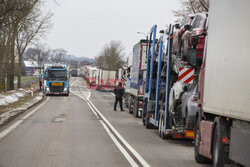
[15,92,26,98]
[0,89,30,106]
[1,94,19,105]
[0,93,43,125]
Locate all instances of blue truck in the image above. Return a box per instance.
[43,64,70,96]
[124,40,148,117]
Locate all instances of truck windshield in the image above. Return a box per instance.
[47,70,67,80]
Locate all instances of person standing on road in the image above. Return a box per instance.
[39,79,42,91]
[114,82,125,111]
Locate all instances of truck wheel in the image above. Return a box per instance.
[124,95,128,108]
[129,101,133,114]
[133,98,138,117]
[145,111,153,129]
[158,115,162,136]
[212,118,228,167]
[194,117,211,164]
[142,100,147,126]
[158,113,167,139]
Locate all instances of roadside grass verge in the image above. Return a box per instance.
[0,90,43,128]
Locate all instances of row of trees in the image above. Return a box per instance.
[95,40,125,71]
[0,0,52,92]
[173,0,209,18]
[24,46,94,69]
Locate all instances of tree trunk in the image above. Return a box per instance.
[6,45,11,91]
[0,43,5,91]
[0,52,5,91]
[9,40,15,90]
[9,23,19,90]
[17,52,22,88]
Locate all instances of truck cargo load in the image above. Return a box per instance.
[194,0,250,166]
[96,69,116,91]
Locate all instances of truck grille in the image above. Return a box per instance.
[49,83,64,93]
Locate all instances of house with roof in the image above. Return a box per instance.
[23,59,41,76]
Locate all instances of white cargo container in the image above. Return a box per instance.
[194,0,250,166]
[96,69,116,91]
[86,66,98,85]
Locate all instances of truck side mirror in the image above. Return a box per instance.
[175,24,180,29]
[184,24,192,31]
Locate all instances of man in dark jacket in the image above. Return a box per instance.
[114,82,125,111]
[39,79,42,91]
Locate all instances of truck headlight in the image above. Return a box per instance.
[64,86,68,92]
[46,87,50,92]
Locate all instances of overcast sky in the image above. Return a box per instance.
[44,0,180,59]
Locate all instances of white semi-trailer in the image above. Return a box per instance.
[96,69,116,91]
[194,0,250,166]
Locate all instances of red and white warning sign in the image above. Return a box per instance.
[178,67,194,84]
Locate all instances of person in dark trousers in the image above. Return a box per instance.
[114,82,125,111]
[39,79,42,91]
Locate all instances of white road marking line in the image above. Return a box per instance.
[0,97,50,140]
[87,100,99,118]
[72,91,138,166]
[71,80,151,167]
[87,91,91,100]
[99,120,139,167]
[87,99,151,167]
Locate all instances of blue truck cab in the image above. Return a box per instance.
[43,64,70,96]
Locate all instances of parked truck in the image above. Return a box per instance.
[116,67,125,86]
[71,69,79,77]
[96,69,116,91]
[85,66,98,87]
[143,19,206,140]
[194,0,250,166]
[43,64,70,96]
[124,53,133,109]
[142,25,160,127]
[124,40,148,117]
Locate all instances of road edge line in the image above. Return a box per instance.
[0,97,49,140]
[87,99,151,167]
[71,90,150,167]
[99,120,139,167]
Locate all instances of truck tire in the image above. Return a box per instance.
[158,112,167,139]
[212,117,228,167]
[125,94,128,108]
[142,100,147,126]
[145,111,153,129]
[133,98,138,117]
[194,116,211,164]
[158,113,162,136]
[129,99,133,114]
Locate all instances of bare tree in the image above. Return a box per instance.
[26,43,50,75]
[95,40,125,71]
[173,0,209,19]
[0,0,52,91]
[16,8,52,88]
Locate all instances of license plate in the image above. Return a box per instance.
[185,131,194,138]
[52,82,63,86]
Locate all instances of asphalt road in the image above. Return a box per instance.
[0,77,211,167]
